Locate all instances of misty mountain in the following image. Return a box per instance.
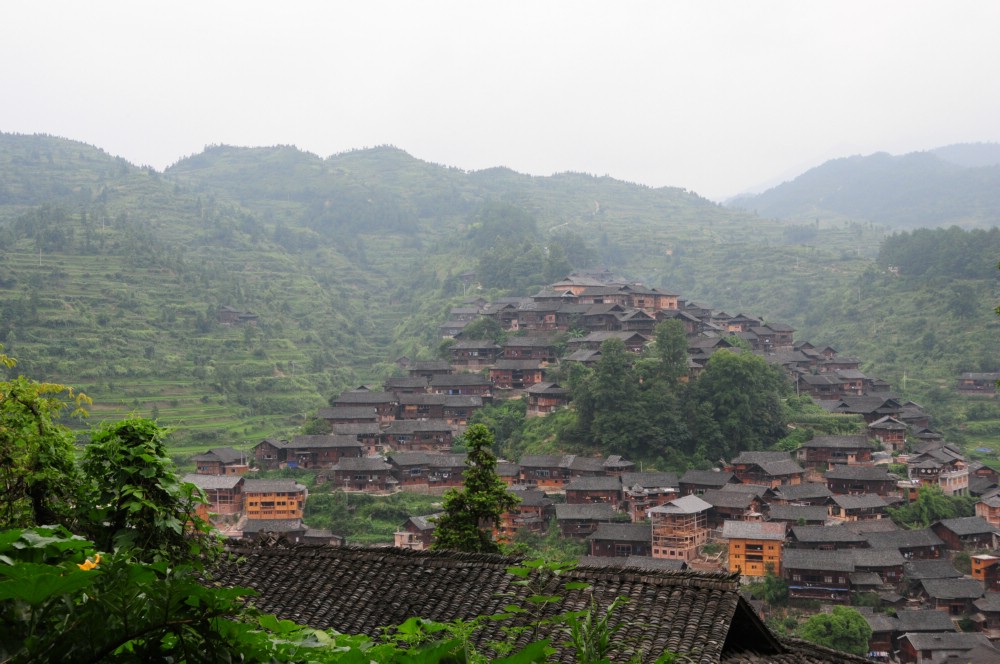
[728,146,1000,228]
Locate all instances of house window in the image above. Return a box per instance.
[824,576,833,584]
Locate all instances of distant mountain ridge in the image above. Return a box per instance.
[728,143,1000,228]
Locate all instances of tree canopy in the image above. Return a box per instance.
[797,606,872,657]
[431,424,519,553]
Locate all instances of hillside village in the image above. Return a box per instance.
[185,273,1000,663]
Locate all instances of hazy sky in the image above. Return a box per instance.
[4,1,999,200]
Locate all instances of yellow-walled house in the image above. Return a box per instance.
[722,520,786,577]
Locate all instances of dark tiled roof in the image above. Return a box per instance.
[242,479,306,494]
[701,489,759,509]
[290,434,364,449]
[721,521,786,541]
[587,522,651,543]
[865,528,943,550]
[680,470,737,487]
[190,446,245,464]
[903,559,962,580]
[851,548,905,568]
[554,503,617,521]
[824,466,895,481]
[212,546,864,663]
[766,505,829,523]
[565,476,622,492]
[831,494,888,510]
[790,525,866,545]
[334,390,397,404]
[387,452,466,468]
[241,519,305,534]
[802,435,873,450]
[771,482,832,501]
[921,577,985,600]
[384,419,454,434]
[935,516,995,536]
[729,451,792,465]
[621,472,679,489]
[182,473,243,490]
[318,406,380,420]
[576,556,685,572]
[895,609,958,632]
[330,458,393,472]
[781,549,855,573]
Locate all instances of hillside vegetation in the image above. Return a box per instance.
[1,132,997,456]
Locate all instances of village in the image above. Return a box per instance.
[187,273,1000,663]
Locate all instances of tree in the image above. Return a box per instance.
[686,350,789,460]
[0,348,89,528]
[887,484,975,529]
[797,606,872,656]
[80,417,213,562]
[651,320,688,383]
[432,424,519,553]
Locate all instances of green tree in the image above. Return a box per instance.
[651,320,689,383]
[687,350,789,460]
[797,606,872,656]
[80,417,213,562]
[887,484,975,529]
[0,349,89,528]
[432,424,519,553]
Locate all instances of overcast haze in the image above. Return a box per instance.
[3,1,999,200]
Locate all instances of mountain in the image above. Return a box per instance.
[3,132,999,453]
[728,147,1000,228]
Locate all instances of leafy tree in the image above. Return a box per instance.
[686,350,789,460]
[797,606,872,656]
[650,320,688,383]
[432,424,520,553]
[80,417,213,562]
[0,348,89,528]
[457,317,506,345]
[887,484,975,529]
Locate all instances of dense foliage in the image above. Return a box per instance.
[796,606,872,657]
[432,424,519,553]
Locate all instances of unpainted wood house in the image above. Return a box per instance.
[183,473,244,517]
[190,447,249,475]
[382,419,454,452]
[329,457,396,492]
[501,334,560,362]
[825,465,899,496]
[564,476,623,507]
[796,435,875,469]
[497,488,553,541]
[489,359,545,390]
[649,494,712,562]
[429,373,492,398]
[387,452,466,490]
[448,339,501,368]
[525,382,570,417]
[726,451,804,487]
[587,522,653,558]
[284,434,364,469]
[332,390,398,424]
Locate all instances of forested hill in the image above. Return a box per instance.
[728,145,1000,229]
[2,132,999,452]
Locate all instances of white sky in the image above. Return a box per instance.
[3,1,999,200]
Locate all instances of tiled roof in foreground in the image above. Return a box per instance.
[212,545,871,663]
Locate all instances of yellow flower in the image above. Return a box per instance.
[77,553,101,571]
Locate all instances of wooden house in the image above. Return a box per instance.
[332,390,398,424]
[620,471,680,522]
[765,504,829,526]
[851,547,905,585]
[383,375,430,394]
[865,528,944,560]
[726,451,804,487]
[554,502,617,538]
[330,423,382,456]
[931,516,998,551]
[489,359,545,390]
[701,488,765,528]
[868,415,907,452]
[722,520,786,577]
[567,331,650,354]
[448,340,502,368]
[974,592,1000,642]
[442,395,483,426]
[519,455,572,490]
[649,494,711,561]
[679,469,739,496]
[829,494,889,521]
[918,577,985,616]
[284,434,364,469]
[501,335,560,362]
[383,419,454,452]
[976,488,1000,529]
[317,406,379,427]
[525,382,570,417]
[242,479,306,520]
[825,465,898,496]
[795,435,874,469]
[907,444,969,496]
[387,452,466,491]
[183,473,244,517]
[329,458,396,492]
[768,481,832,506]
[253,438,289,469]
[394,514,438,550]
[396,393,447,420]
[587,522,653,558]
[787,525,868,550]
[497,488,553,541]
[429,373,492,398]
[190,447,249,475]
[971,555,1000,592]
[957,372,1000,394]
[564,476,623,507]
[896,632,997,664]
[782,549,854,604]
